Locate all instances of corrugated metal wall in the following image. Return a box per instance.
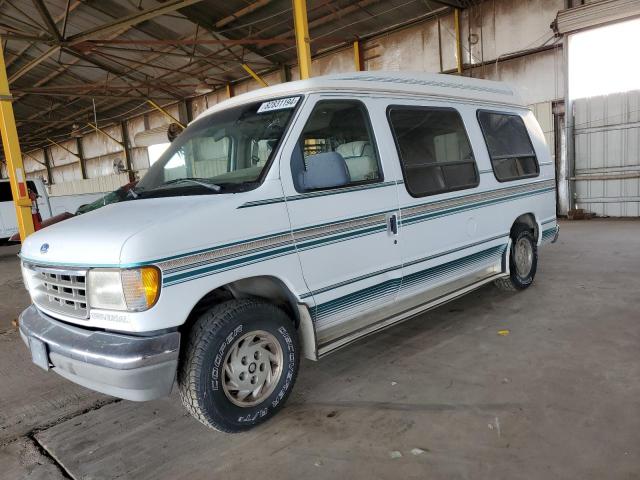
[529,101,555,163]
[574,90,640,216]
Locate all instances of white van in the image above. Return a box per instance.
[18,72,558,432]
[0,178,49,242]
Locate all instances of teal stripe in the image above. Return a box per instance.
[314,245,504,321]
[401,179,552,215]
[239,181,397,208]
[148,228,293,266]
[23,183,550,279]
[301,232,508,299]
[541,227,556,241]
[163,244,297,285]
[401,187,554,226]
[169,187,546,285]
[296,224,387,252]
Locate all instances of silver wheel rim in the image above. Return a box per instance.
[514,237,533,278]
[221,330,283,407]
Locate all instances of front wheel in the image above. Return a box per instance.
[495,225,538,291]
[178,299,299,432]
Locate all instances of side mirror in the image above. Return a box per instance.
[300,152,351,191]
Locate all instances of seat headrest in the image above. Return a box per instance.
[336,141,369,158]
[301,152,351,190]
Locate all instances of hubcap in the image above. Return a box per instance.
[221,330,283,407]
[514,237,533,278]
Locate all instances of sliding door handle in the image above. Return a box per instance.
[389,213,398,235]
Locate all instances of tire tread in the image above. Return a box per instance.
[177,298,295,433]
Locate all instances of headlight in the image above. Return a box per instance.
[88,267,160,312]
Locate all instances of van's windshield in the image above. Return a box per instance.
[135,96,300,197]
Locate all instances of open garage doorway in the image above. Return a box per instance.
[568,18,640,216]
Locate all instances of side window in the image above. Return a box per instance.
[477,111,539,182]
[0,182,12,202]
[387,106,479,197]
[292,100,381,191]
[26,181,37,195]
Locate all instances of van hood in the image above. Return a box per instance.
[20,195,235,267]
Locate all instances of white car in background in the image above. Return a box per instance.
[17,72,558,433]
[0,178,103,242]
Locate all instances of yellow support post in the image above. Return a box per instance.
[292,0,312,80]
[0,47,34,241]
[454,8,463,75]
[146,99,185,129]
[241,63,269,87]
[226,83,234,99]
[353,39,364,72]
[87,122,125,148]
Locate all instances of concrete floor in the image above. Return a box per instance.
[1,219,639,479]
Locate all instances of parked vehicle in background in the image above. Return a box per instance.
[4,181,136,242]
[75,182,138,215]
[18,72,558,433]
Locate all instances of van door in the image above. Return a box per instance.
[280,96,403,352]
[386,102,507,307]
[0,181,16,238]
[26,180,51,220]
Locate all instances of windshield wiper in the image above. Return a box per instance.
[152,178,222,192]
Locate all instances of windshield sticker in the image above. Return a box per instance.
[257,97,299,113]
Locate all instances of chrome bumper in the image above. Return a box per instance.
[19,305,180,401]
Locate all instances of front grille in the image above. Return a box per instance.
[23,264,88,319]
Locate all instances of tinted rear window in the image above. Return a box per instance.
[477,111,539,182]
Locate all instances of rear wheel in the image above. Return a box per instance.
[495,225,538,291]
[178,299,299,432]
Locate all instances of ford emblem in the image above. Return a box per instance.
[40,243,49,254]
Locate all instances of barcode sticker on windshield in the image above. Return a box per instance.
[257,97,299,113]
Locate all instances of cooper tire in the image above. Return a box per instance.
[178,299,299,433]
[495,224,538,291]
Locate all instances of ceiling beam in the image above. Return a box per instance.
[5,0,81,69]
[432,0,466,8]
[8,46,59,83]
[62,47,183,99]
[65,0,206,45]
[31,0,62,40]
[82,38,301,47]
[215,0,271,28]
[0,32,51,43]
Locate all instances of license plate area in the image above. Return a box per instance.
[28,336,50,371]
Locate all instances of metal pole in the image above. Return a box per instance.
[292,0,312,80]
[146,99,185,128]
[241,63,268,87]
[454,8,463,75]
[353,39,364,71]
[0,47,34,241]
[120,121,136,183]
[76,137,87,179]
[42,147,54,186]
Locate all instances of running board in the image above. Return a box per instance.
[317,272,506,358]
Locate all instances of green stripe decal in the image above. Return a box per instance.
[401,187,555,226]
[314,245,505,321]
[301,232,508,299]
[239,181,397,208]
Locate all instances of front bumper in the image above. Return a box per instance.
[19,305,180,401]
